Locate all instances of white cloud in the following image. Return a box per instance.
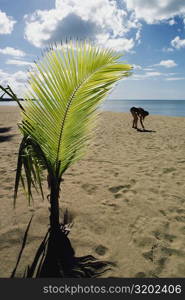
[24,0,141,52]
[6,59,33,66]
[171,36,185,49]
[0,47,25,57]
[133,64,142,70]
[135,27,142,42]
[166,77,185,81]
[132,71,162,80]
[124,0,185,24]
[155,59,177,68]
[145,71,162,77]
[143,67,154,71]
[0,69,27,97]
[102,37,135,52]
[162,47,174,52]
[131,69,184,81]
[168,19,176,25]
[0,10,16,34]
[165,72,177,76]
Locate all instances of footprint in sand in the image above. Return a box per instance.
[134,272,147,278]
[130,214,185,277]
[81,183,98,195]
[141,242,171,277]
[129,216,149,239]
[175,215,185,222]
[179,226,185,234]
[108,181,136,200]
[165,206,185,223]
[2,185,13,191]
[108,185,127,193]
[114,193,122,199]
[95,245,108,256]
[162,167,176,174]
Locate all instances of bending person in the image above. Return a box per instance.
[130,107,149,130]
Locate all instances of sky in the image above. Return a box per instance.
[0,0,185,100]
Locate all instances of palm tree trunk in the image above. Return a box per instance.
[49,176,60,230]
[38,175,61,277]
[39,176,75,277]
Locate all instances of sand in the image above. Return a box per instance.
[0,105,185,278]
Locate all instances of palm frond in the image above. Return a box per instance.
[20,41,132,179]
[14,136,47,206]
[0,84,25,111]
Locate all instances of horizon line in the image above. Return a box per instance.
[1,98,185,101]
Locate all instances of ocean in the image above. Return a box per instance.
[1,99,185,117]
[101,99,185,117]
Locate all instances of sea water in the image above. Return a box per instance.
[101,99,185,117]
[1,99,185,117]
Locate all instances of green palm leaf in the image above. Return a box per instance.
[0,41,132,205]
[19,41,132,181]
[0,41,132,277]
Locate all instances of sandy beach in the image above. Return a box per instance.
[0,105,185,278]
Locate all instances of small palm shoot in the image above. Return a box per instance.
[0,41,132,277]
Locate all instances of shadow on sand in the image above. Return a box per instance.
[137,128,156,133]
[0,127,12,133]
[11,215,114,278]
[0,127,14,142]
[0,135,15,142]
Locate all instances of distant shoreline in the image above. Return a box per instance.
[1,100,185,117]
[1,98,185,101]
[0,98,24,101]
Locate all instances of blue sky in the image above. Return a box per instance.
[0,0,185,99]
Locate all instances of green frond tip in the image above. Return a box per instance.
[14,136,46,207]
[14,40,132,202]
[0,84,25,111]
